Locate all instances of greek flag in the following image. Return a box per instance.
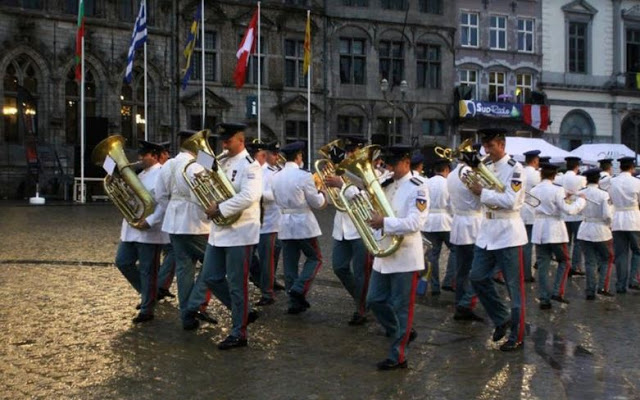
[124,0,147,84]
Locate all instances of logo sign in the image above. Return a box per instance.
[459,100,522,119]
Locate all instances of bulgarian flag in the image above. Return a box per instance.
[75,0,85,82]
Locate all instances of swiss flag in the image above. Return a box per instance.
[522,104,550,131]
[233,8,259,89]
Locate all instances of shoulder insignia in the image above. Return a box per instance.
[268,166,277,172]
[416,199,427,212]
[485,160,494,165]
[381,178,394,188]
[553,183,562,187]
[246,155,255,163]
[511,180,522,192]
[507,158,516,167]
[513,172,521,179]
[410,177,423,186]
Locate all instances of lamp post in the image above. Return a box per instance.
[380,78,408,146]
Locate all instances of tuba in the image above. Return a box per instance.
[181,129,241,226]
[314,139,348,212]
[91,135,155,228]
[338,145,403,257]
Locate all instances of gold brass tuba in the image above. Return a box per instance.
[91,135,155,228]
[314,139,348,212]
[181,129,241,226]
[338,145,403,257]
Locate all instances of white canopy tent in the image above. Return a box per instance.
[479,137,572,163]
[569,143,637,165]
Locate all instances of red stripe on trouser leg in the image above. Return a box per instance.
[241,246,250,338]
[398,272,419,363]
[359,252,373,315]
[470,295,478,310]
[517,246,526,343]
[302,238,323,296]
[604,240,614,292]
[200,290,212,312]
[558,243,572,297]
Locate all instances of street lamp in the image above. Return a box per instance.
[380,79,408,146]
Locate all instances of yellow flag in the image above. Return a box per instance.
[303,12,311,76]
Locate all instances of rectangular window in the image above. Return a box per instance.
[21,0,43,9]
[285,120,310,160]
[238,33,266,85]
[488,72,505,102]
[284,0,309,5]
[490,16,507,50]
[459,69,477,99]
[192,31,217,82]
[66,0,97,16]
[416,44,441,89]
[337,115,364,135]
[419,0,442,14]
[381,0,407,10]
[568,21,587,73]
[379,40,404,86]
[627,29,640,88]
[339,38,366,85]
[422,119,445,136]
[285,39,307,88]
[517,18,534,53]
[343,0,368,6]
[119,0,135,21]
[460,12,478,47]
[376,116,403,145]
[516,73,532,103]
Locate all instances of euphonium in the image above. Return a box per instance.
[91,135,155,228]
[314,139,348,212]
[181,129,241,226]
[338,145,403,257]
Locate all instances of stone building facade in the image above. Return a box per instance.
[0,0,457,199]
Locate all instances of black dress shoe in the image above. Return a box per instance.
[248,309,259,324]
[551,295,570,304]
[217,335,248,350]
[255,297,275,306]
[616,289,627,294]
[453,307,485,322]
[628,284,640,291]
[289,290,310,309]
[586,294,596,301]
[539,302,552,310]
[441,285,454,292]
[500,340,523,352]
[408,328,417,343]
[132,313,154,324]
[182,316,200,331]
[348,313,368,326]
[376,358,408,371]
[273,281,286,291]
[287,305,307,315]
[524,277,536,283]
[157,288,175,301]
[195,310,218,325]
[492,321,511,342]
[597,289,614,297]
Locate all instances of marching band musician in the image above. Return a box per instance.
[114,140,169,323]
[598,158,614,191]
[447,144,484,322]
[529,163,586,310]
[271,141,327,315]
[155,130,217,330]
[183,123,262,350]
[467,128,527,352]
[156,140,177,301]
[608,156,640,294]
[559,156,587,277]
[366,145,429,370]
[521,150,541,283]
[410,153,425,176]
[254,141,284,306]
[324,136,373,326]
[577,168,614,299]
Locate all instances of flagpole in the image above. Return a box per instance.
[143,0,148,140]
[80,35,86,203]
[306,10,311,170]
[201,0,205,130]
[257,2,261,141]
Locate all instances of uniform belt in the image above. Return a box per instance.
[536,214,562,220]
[170,194,199,205]
[429,209,449,214]
[615,206,638,212]
[484,210,519,220]
[584,217,608,224]
[281,208,309,215]
[453,210,482,217]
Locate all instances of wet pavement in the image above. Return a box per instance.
[1,202,640,399]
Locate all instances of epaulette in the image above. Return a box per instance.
[246,155,255,163]
[579,187,587,191]
[410,177,423,186]
[507,158,516,167]
[268,166,277,172]
[381,178,394,188]
[485,160,494,165]
[553,183,562,187]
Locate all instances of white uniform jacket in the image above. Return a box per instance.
[599,171,612,192]
[156,152,210,235]
[272,162,326,240]
[208,149,262,247]
[447,164,482,246]
[559,170,586,223]
[520,165,540,225]
[608,171,640,231]
[260,163,282,234]
[577,184,613,242]
[475,155,528,250]
[373,171,429,274]
[530,180,586,244]
[120,163,170,244]
[422,174,452,233]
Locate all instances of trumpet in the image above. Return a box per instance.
[314,139,349,211]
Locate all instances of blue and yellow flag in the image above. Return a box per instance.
[181,6,202,90]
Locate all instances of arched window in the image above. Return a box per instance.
[2,54,40,144]
[65,67,97,144]
[622,113,640,154]
[121,70,152,144]
[559,110,595,150]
